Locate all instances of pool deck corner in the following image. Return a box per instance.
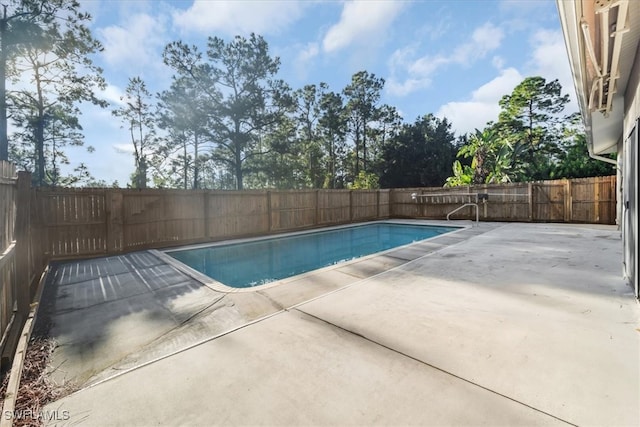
[36,221,639,426]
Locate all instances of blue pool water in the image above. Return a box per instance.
[167,223,458,288]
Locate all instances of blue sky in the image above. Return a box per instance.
[59,0,575,185]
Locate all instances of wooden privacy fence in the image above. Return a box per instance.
[32,176,615,261]
[391,176,616,224]
[0,165,47,369]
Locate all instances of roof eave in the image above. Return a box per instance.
[556,0,621,157]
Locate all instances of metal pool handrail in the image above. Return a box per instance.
[446,203,479,223]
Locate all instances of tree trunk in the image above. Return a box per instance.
[36,109,45,186]
[235,161,243,190]
[183,135,188,189]
[193,132,199,189]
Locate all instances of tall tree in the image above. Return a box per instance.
[318,89,347,188]
[113,77,156,189]
[163,33,292,190]
[343,71,384,177]
[1,0,54,161]
[497,76,571,180]
[5,0,105,185]
[247,115,303,188]
[368,104,402,176]
[292,83,324,187]
[156,76,211,189]
[379,114,457,188]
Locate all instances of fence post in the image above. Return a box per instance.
[528,183,533,222]
[267,191,272,232]
[106,190,124,253]
[564,179,572,222]
[594,178,600,223]
[14,172,31,318]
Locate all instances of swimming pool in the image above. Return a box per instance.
[165,222,458,289]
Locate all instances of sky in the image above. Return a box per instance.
[56,0,575,186]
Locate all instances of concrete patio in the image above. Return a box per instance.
[36,221,639,426]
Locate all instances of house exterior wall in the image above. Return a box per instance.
[622,42,639,297]
[624,42,640,136]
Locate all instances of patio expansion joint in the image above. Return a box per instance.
[292,307,578,427]
[256,290,286,311]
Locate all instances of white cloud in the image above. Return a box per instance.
[298,42,320,63]
[526,29,576,106]
[387,22,504,97]
[100,84,125,107]
[436,67,523,136]
[294,42,320,79]
[322,1,406,53]
[98,13,167,72]
[173,1,305,36]
[113,143,135,155]
[386,78,432,98]
[492,55,505,70]
[386,46,435,95]
[450,23,504,64]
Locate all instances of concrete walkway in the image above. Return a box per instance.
[38,222,638,426]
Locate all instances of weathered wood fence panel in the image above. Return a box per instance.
[570,175,616,224]
[206,191,269,240]
[317,190,350,224]
[479,183,531,221]
[391,176,616,224]
[0,166,48,369]
[351,190,379,221]
[533,180,566,222]
[270,190,317,232]
[122,191,207,251]
[37,189,107,257]
[530,177,616,224]
[0,162,17,361]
